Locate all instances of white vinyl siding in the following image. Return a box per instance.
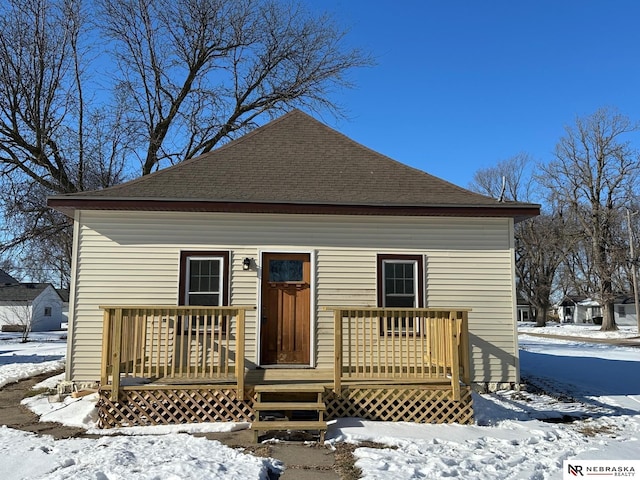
[68,210,517,384]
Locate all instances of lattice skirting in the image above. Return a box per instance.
[325,386,474,424]
[98,385,473,428]
[97,387,254,428]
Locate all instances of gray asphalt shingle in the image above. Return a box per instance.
[49,110,539,217]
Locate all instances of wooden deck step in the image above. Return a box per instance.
[253,384,327,442]
[253,383,326,393]
[252,420,327,430]
[254,401,326,411]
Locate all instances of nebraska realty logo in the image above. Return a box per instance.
[564,460,640,478]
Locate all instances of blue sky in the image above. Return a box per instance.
[307,0,640,188]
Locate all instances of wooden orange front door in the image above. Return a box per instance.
[260,253,311,365]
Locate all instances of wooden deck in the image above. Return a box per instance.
[97,306,473,429]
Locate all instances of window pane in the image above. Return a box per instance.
[190,263,200,291]
[189,260,220,293]
[187,258,222,305]
[384,295,415,308]
[385,278,394,293]
[405,279,414,294]
[383,260,417,308]
[269,260,303,282]
[401,263,409,278]
[188,293,219,306]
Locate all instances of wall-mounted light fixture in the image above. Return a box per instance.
[243,257,253,270]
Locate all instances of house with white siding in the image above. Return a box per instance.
[559,295,638,326]
[48,110,539,437]
[0,282,65,332]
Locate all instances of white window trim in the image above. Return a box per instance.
[184,255,226,306]
[377,253,425,336]
[381,259,419,308]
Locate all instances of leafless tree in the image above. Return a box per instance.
[470,154,568,326]
[0,0,370,282]
[515,210,572,327]
[0,301,38,342]
[469,152,534,202]
[0,0,129,283]
[540,108,640,331]
[99,0,372,174]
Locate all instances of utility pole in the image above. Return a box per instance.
[626,209,640,333]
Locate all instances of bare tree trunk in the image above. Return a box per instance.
[535,306,548,327]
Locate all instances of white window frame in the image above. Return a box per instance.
[381,259,420,308]
[185,255,225,306]
[377,254,425,336]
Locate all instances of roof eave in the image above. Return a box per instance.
[48,197,540,220]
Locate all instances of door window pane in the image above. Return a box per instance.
[269,260,303,282]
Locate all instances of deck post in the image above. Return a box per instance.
[449,311,461,401]
[333,309,342,394]
[110,307,123,402]
[100,308,112,389]
[236,308,246,399]
[460,311,471,384]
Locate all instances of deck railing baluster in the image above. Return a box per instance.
[325,308,470,399]
[101,306,253,401]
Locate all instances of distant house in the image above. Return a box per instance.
[557,294,637,326]
[57,288,70,328]
[0,281,65,332]
[612,296,637,327]
[516,294,536,322]
[557,295,588,323]
[48,110,539,433]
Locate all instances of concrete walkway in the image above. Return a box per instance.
[202,429,341,479]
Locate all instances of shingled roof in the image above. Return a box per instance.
[0,269,18,286]
[0,283,60,302]
[48,110,539,220]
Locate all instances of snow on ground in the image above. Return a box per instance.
[1,327,639,479]
[0,425,281,480]
[518,321,639,339]
[329,326,640,479]
[0,332,66,389]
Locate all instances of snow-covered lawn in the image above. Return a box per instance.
[1,326,639,479]
[518,322,639,340]
[0,331,66,389]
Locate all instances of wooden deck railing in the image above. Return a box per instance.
[330,308,470,400]
[100,306,252,400]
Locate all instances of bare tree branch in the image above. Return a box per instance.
[99,0,372,174]
[540,107,640,331]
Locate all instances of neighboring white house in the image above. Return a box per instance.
[557,294,637,327]
[0,282,65,332]
[557,295,589,323]
[57,288,70,329]
[612,296,637,327]
[516,294,536,322]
